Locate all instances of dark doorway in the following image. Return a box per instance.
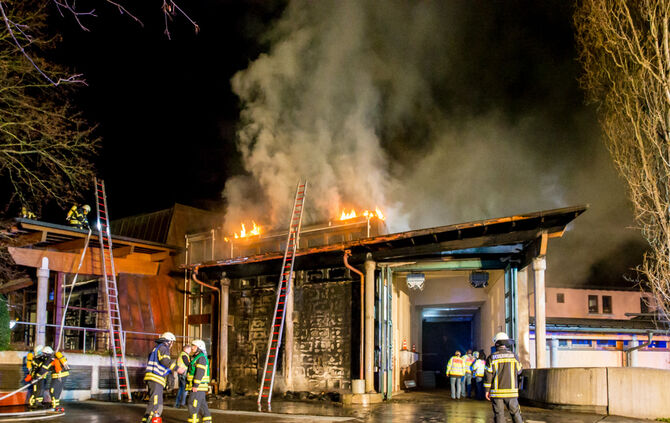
[422,320,472,388]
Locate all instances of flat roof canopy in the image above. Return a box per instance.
[192,205,587,279]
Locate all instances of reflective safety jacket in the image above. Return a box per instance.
[446,355,466,377]
[66,205,89,229]
[186,351,210,392]
[471,358,486,378]
[484,346,522,398]
[144,342,175,386]
[464,355,475,374]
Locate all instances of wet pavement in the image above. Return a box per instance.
[0,390,656,422]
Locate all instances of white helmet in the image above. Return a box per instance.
[42,346,54,355]
[82,204,91,213]
[191,339,206,353]
[33,345,44,356]
[161,332,176,342]
[493,332,510,343]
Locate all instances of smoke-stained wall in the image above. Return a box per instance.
[227,271,354,393]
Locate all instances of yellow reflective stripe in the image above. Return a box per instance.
[196,364,207,370]
[153,395,158,405]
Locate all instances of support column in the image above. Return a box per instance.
[364,254,376,393]
[219,277,230,391]
[550,337,559,368]
[532,256,546,368]
[36,257,49,347]
[629,335,638,367]
[285,271,295,391]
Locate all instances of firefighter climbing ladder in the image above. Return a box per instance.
[94,178,131,402]
[258,180,307,405]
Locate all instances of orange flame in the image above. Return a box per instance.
[233,221,262,239]
[339,207,386,221]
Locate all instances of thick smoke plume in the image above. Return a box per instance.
[225,0,643,287]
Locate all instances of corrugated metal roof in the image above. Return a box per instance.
[111,207,175,244]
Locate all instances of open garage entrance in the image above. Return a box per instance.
[422,312,476,388]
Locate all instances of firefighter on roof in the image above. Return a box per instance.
[484,332,524,423]
[142,332,176,423]
[186,339,211,423]
[65,204,91,229]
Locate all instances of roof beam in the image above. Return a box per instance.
[0,277,33,294]
[12,231,46,247]
[8,247,160,275]
[50,238,88,252]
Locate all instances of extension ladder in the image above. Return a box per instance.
[258,180,307,405]
[94,178,131,401]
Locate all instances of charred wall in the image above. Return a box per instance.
[227,268,356,394]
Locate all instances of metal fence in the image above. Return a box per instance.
[9,321,190,355]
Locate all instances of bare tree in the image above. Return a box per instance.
[575,0,670,321]
[0,2,98,214]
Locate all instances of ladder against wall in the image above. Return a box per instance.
[257,180,307,405]
[94,178,131,401]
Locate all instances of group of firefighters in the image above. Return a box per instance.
[142,332,211,423]
[446,332,524,423]
[24,345,70,412]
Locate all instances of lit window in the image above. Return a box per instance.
[557,293,565,303]
[588,295,598,313]
[602,296,612,314]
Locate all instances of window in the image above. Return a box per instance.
[596,339,617,348]
[556,293,565,303]
[602,296,612,314]
[588,295,599,313]
[572,339,592,347]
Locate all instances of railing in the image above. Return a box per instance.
[9,321,190,355]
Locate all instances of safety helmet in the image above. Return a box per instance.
[82,204,91,213]
[42,346,54,355]
[454,350,461,356]
[191,339,206,353]
[160,332,176,342]
[34,345,44,356]
[493,332,510,343]
[473,351,479,358]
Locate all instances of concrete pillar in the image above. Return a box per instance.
[550,337,559,368]
[284,271,295,390]
[364,254,376,393]
[219,278,230,391]
[532,256,546,368]
[36,257,49,347]
[630,335,639,367]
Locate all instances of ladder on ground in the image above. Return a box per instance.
[258,180,307,405]
[94,178,131,401]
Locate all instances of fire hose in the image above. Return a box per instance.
[0,373,49,402]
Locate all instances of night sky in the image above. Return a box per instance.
[44,1,646,287]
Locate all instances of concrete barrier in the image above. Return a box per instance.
[521,367,670,420]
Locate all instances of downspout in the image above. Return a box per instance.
[344,250,364,380]
[624,332,653,367]
[191,267,221,384]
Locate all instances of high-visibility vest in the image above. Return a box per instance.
[464,355,475,374]
[446,356,466,377]
[471,359,486,377]
[186,352,210,392]
[144,343,173,386]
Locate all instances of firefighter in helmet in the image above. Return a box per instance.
[142,332,176,423]
[186,339,211,423]
[43,347,70,411]
[25,345,44,407]
[65,204,91,229]
[484,332,524,423]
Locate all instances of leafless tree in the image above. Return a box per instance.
[575,0,670,321]
[0,2,98,214]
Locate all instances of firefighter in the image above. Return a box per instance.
[484,332,524,423]
[46,348,70,411]
[186,339,211,423]
[65,204,91,229]
[142,332,176,423]
[20,206,36,219]
[26,345,47,408]
[446,350,465,400]
[175,344,192,408]
[471,351,487,400]
[463,349,475,398]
